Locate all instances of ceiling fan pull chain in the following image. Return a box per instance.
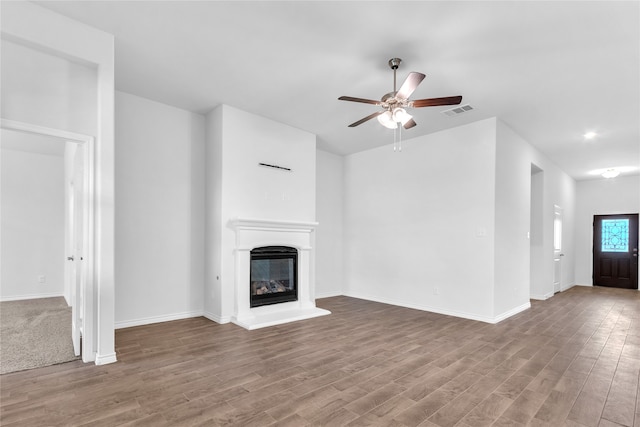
[392,126,403,152]
[392,127,396,151]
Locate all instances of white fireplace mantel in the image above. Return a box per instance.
[229,217,330,330]
[230,217,319,231]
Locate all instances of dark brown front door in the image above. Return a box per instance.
[593,214,638,289]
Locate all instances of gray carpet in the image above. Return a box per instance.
[1,297,79,374]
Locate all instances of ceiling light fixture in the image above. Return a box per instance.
[376,107,415,151]
[339,57,463,152]
[377,107,413,129]
[392,107,412,125]
[588,166,637,178]
[377,111,397,129]
[583,131,597,140]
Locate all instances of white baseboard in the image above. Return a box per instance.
[203,310,231,324]
[493,302,531,323]
[530,292,554,300]
[315,291,343,299]
[342,291,526,324]
[0,292,64,302]
[115,310,204,329]
[95,352,117,365]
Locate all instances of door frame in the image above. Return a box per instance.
[1,118,96,361]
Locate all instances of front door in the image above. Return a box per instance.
[593,214,639,289]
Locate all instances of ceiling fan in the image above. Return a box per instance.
[339,58,463,130]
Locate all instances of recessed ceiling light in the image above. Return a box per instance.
[588,166,637,178]
[583,131,597,140]
[601,169,620,178]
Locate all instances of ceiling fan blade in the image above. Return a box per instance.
[403,118,417,129]
[338,96,381,105]
[411,96,463,108]
[396,72,426,100]
[348,111,384,127]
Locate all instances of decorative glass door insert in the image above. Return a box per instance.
[601,219,629,252]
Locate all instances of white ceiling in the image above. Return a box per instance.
[33,1,639,181]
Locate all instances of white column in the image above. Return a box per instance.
[298,247,314,309]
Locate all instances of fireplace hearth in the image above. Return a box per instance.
[250,246,298,307]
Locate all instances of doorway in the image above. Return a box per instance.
[593,214,639,289]
[1,119,96,361]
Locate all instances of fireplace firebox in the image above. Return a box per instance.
[250,246,298,308]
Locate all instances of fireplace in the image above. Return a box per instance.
[230,218,330,330]
[250,246,298,307]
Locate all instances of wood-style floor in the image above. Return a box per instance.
[1,286,639,427]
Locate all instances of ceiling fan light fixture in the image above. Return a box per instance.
[392,107,412,125]
[377,111,398,129]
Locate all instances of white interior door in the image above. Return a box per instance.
[69,145,85,357]
[68,181,80,356]
[553,205,563,293]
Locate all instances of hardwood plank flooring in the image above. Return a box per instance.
[1,286,638,426]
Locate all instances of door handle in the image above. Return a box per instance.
[67,256,74,261]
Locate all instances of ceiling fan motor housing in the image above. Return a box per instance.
[388,58,402,70]
[381,92,400,105]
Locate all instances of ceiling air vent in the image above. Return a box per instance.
[442,104,474,117]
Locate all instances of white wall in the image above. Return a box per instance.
[496,121,576,301]
[217,105,317,222]
[205,104,317,321]
[343,118,576,323]
[114,91,205,327]
[316,150,344,298]
[494,121,533,317]
[575,175,640,286]
[1,39,97,136]
[1,146,65,300]
[344,119,497,322]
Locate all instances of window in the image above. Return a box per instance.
[601,219,629,252]
[553,208,562,252]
